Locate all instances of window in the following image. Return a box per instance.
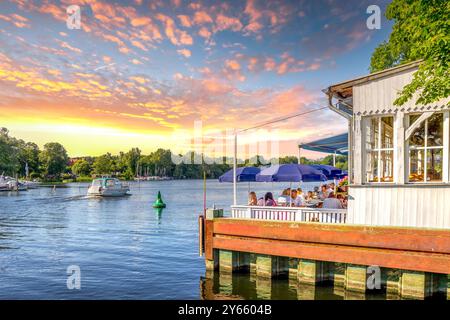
[365,116,394,183]
[408,113,444,182]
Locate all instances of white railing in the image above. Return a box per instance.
[231,205,347,224]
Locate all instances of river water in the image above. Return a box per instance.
[0,180,399,299]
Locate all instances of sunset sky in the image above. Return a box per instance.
[0,0,392,159]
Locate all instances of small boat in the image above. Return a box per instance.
[7,179,28,191]
[0,175,27,191]
[87,178,130,197]
[20,180,41,189]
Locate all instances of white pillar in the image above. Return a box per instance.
[395,111,405,184]
[233,132,237,205]
[443,111,449,183]
[333,152,336,167]
[298,146,301,165]
[348,120,353,184]
[353,115,363,185]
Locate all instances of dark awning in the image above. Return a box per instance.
[299,133,348,155]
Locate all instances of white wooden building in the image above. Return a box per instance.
[325,61,450,229]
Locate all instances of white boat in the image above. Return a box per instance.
[0,175,27,191]
[20,180,41,189]
[6,179,28,191]
[87,178,130,197]
[0,180,8,191]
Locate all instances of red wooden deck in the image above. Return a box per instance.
[203,218,450,274]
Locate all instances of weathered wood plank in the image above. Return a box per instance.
[213,219,450,254]
[213,235,450,274]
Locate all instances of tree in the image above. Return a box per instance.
[150,149,174,176]
[93,153,114,175]
[39,142,68,177]
[0,128,19,175]
[370,0,449,106]
[71,159,92,176]
[124,148,141,176]
[16,141,40,177]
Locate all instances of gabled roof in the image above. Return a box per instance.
[325,60,422,100]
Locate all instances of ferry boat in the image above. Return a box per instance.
[87,178,130,197]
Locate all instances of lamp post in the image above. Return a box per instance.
[233,131,237,206]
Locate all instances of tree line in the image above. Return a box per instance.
[0,127,347,182]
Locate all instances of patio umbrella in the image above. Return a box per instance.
[219,166,261,199]
[218,166,261,182]
[310,164,344,180]
[255,164,327,182]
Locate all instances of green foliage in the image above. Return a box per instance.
[0,127,19,175]
[71,159,92,176]
[278,156,299,164]
[370,0,450,106]
[39,142,68,177]
[0,127,348,181]
[93,153,114,175]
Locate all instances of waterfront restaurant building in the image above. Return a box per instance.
[324,61,450,229]
[202,61,450,300]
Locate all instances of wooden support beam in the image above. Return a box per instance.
[405,111,435,141]
[212,219,450,254]
[213,235,450,275]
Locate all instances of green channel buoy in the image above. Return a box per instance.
[152,191,166,208]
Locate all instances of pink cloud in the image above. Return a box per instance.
[156,13,193,46]
[193,11,213,25]
[214,14,243,32]
[177,49,192,58]
[198,27,212,39]
[177,15,192,27]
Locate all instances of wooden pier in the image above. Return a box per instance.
[199,211,450,299]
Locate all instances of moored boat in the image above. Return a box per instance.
[20,180,41,189]
[87,178,130,197]
[0,175,28,191]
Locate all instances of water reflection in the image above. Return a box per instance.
[200,272,390,300]
[155,208,164,224]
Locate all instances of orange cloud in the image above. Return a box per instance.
[214,14,243,32]
[198,27,212,39]
[193,11,213,24]
[156,13,194,46]
[177,15,192,27]
[177,49,192,58]
[0,13,30,28]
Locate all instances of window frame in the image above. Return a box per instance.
[364,115,395,184]
[406,111,448,183]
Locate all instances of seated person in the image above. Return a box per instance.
[297,188,306,202]
[257,197,265,206]
[328,183,335,193]
[248,191,258,206]
[313,186,320,198]
[318,184,330,200]
[277,188,289,206]
[264,192,277,206]
[277,196,287,206]
[289,189,303,207]
[322,192,344,209]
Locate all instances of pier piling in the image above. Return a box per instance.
[298,259,329,284]
[400,271,433,299]
[344,264,368,293]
